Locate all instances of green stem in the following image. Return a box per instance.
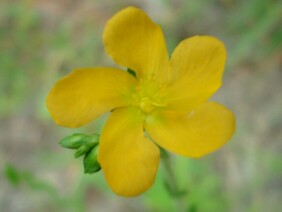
[161,148,188,212]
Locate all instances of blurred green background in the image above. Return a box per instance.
[1,0,281,211]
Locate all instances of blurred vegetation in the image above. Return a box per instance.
[1,0,281,211]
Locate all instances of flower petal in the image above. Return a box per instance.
[103,7,170,82]
[46,68,137,128]
[167,36,227,111]
[145,102,235,158]
[98,107,160,197]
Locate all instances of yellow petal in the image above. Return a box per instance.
[98,107,160,197]
[167,36,227,111]
[46,67,137,128]
[103,7,170,82]
[145,102,235,158]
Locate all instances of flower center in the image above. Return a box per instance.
[140,97,154,113]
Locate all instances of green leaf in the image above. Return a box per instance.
[4,164,21,186]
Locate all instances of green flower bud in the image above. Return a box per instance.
[60,133,89,149]
[74,142,95,158]
[87,133,99,146]
[74,134,99,158]
[60,133,100,159]
[83,145,101,174]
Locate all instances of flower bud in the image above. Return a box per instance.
[60,133,100,160]
[74,134,99,158]
[60,133,89,149]
[88,133,100,144]
[83,145,101,174]
[74,142,96,158]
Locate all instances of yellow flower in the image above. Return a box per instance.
[46,7,235,197]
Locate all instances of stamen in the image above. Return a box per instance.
[140,97,154,113]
